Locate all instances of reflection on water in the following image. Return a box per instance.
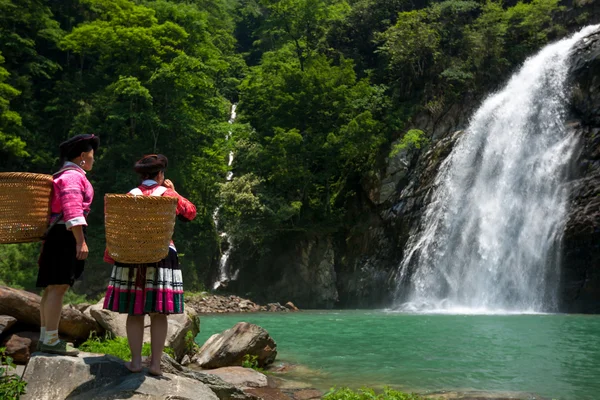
[196,311,600,400]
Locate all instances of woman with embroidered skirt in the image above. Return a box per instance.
[102,154,197,376]
[37,134,99,356]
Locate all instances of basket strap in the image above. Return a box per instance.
[150,186,168,196]
[129,188,144,196]
[128,186,168,196]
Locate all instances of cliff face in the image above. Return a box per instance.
[560,30,600,313]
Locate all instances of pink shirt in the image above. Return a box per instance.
[51,162,94,229]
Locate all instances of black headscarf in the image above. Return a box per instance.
[59,134,99,163]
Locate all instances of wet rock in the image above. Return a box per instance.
[193,322,277,369]
[284,302,299,311]
[202,366,268,389]
[563,29,600,313]
[160,353,253,400]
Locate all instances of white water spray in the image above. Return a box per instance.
[213,104,237,290]
[394,25,599,313]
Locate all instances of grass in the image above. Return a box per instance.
[78,334,175,360]
[323,388,431,400]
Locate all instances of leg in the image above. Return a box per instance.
[39,288,49,346]
[43,284,69,332]
[125,315,145,372]
[39,284,78,356]
[149,313,168,376]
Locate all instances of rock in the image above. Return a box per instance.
[2,331,38,364]
[160,353,254,400]
[22,352,219,400]
[60,304,103,342]
[89,299,199,361]
[181,354,191,366]
[193,322,277,369]
[0,315,17,336]
[202,366,268,389]
[88,300,128,338]
[165,308,200,361]
[0,286,40,325]
[0,286,102,341]
[187,294,262,314]
[284,302,299,311]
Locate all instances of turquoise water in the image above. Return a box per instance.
[196,311,600,400]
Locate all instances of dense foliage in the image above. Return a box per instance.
[0,0,577,295]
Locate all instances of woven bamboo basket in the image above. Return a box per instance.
[0,172,54,244]
[105,194,178,264]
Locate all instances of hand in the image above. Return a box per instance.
[162,179,175,190]
[76,241,89,260]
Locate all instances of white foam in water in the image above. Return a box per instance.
[393,25,600,314]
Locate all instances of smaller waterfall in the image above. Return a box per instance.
[213,104,237,290]
[394,25,600,313]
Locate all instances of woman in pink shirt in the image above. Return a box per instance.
[103,154,197,376]
[37,134,99,356]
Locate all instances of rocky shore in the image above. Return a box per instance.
[0,285,315,400]
[187,294,300,314]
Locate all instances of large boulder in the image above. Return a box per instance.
[88,299,199,361]
[193,322,277,369]
[0,286,102,341]
[21,352,219,400]
[1,331,38,364]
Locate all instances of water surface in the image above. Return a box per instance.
[196,311,600,400]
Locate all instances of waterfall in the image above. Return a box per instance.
[394,25,599,314]
[213,104,237,290]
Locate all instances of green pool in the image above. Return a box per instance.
[195,311,600,400]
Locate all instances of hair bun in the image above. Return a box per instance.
[134,154,168,175]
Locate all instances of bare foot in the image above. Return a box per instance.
[148,366,163,376]
[125,361,143,373]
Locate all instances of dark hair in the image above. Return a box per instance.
[59,134,99,164]
[134,154,168,180]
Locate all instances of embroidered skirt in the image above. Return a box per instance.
[37,224,86,288]
[103,248,184,315]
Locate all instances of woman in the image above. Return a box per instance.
[103,154,197,376]
[37,133,99,356]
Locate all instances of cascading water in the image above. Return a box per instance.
[394,25,599,314]
[213,104,237,290]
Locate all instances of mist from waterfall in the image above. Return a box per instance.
[394,25,599,314]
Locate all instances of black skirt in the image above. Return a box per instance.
[36,224,86,288]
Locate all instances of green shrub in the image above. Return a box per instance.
[323,387,429,400]
[241,354,263,372]
[0,347,27,400]
[184,331,200,356]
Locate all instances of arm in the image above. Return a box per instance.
[56,173,90,260]
[71,225,89,260]
[163,180,197,222]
